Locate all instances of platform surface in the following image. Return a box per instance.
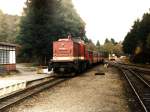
[0,80,26,89]
[0,72,52,89]
[0,71,52,97]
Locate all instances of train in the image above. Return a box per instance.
[49,36,104,75]
[109,54,117,61]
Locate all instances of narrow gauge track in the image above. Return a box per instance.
[110,61,150,73]
[0,77,68,111]
[121,68,150,112]
[119,62,150,69]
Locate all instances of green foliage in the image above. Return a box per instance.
[96,40,100,51]
[96,40,100,46]
[17,0,85,64]
[110,38,116,44]
[104,38,110,44]
[83,35,89,43]
[85,38,122,57]
[86,39,96,51]
[17,0,52,64]
[52,0,85,38]
[123,11,150,63]
[0,10,20,43]
[123,20,141,54]
[146,33,150,48]
[100,38,123,57]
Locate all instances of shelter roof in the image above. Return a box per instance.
[0,42,18,47]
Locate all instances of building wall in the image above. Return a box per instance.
[4,64,16,71]
[9,51,16,64]
[0,45,16,72]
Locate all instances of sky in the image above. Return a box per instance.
[0,0,150,44]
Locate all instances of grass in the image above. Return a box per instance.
[121,57,150,68]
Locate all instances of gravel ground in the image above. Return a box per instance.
[7,65,130,112]
[140,73,150,81]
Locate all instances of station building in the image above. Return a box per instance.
[0,42,17,73]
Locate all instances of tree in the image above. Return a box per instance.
[0,10,8,42]
[52,0,86,38]
[146,33,150,48]
[17,0,85,64]
[96,40,100,46]
[100,38,123,57]
[86,39,96,51]
[17,0,55,64]
[122,11,150,63]
[96,40,100,51]
[0,10,20,43]
[110,38,116,44]
[123,19,141,54]
[104,38,110,44]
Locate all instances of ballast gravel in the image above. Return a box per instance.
[7,65,130,112]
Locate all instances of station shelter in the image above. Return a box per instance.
[0,42,17,73]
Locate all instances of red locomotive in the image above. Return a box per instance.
[49,37,104,75]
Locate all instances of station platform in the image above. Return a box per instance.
[0,71,52,97]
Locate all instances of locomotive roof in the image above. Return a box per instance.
[58,37,85,44]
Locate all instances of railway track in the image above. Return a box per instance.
[121,69,150,112]
[0,77,67,111]
[110,62,150,111]
[109,61,150,72]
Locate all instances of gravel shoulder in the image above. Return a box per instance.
[7,65,130,112]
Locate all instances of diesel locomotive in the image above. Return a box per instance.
[49,37,104,75]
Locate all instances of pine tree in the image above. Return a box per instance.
[110,38,115,44]
[17,0,54,64]
[96,40,100,46]
[123,11,150,63]
[96,40,101,51]
[104,38,110,44]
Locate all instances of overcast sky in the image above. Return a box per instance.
[0,0,150,44]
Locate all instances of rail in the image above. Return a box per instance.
[110,62,150,112]
[0,77,67,111]
[122,69,150,112]
[109,61,150,72]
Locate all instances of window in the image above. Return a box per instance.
[0,50,9,64]
[0,50,2,64]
